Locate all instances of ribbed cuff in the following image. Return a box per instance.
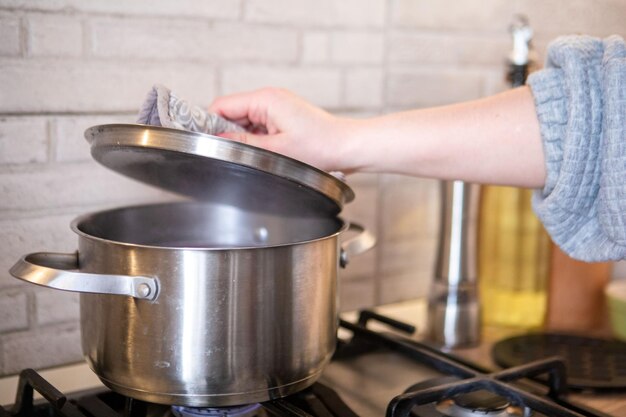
[527,69,568,199]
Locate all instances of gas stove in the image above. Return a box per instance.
[0,310,615,417]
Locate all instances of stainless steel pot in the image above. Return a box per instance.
[10,201,374,406]
[11,124,375,406]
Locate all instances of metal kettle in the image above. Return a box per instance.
[427,180,481,348]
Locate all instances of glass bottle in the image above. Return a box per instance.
[478,16,552,329]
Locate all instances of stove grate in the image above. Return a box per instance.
[0,310,616,417]
[338,310,615,417]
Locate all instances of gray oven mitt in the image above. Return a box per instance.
[137,84,244,135]
[137,84,346,182]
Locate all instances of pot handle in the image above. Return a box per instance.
[340,223,376,268]
[9,252,159,300]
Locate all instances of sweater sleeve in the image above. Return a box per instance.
[528,35,626,262]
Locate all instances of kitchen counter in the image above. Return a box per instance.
[359,298,626,417]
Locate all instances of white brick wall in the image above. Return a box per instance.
[244,0,386,28]
[330,32,385,64]
[391,0,516,31]
[388,33,509,66]
[387,68,485,108]
[35,290,79,326]
[221,66,343,108]
[0,162,171,214]
[345,68,385,109]
[90,19,299,64]
[0,60,218,113]
[1,323,82,374]
[301,31,330,63]
[517,0,626,37]
[0,0,624,377]
[0,0,241,19]
[380,177,439,241]
[0,15,21,56]
[0,117,48,164]
[0,290,28,332]
[27,13,83,57]
[0,214,81,289]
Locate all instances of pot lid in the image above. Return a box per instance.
[85,124,354,217]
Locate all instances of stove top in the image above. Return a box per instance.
[0,310,614,417]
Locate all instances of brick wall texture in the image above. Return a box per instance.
[0,0,624,375]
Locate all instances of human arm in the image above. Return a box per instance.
[210,35,625,262]
[209,86,545,188]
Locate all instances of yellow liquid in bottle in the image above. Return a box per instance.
[480,287,547,328]
[479,186,551,329]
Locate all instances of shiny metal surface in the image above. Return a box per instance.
[339,223,376,268]
[320,349,443,416]
[427,181,481,348]
[11,201,375,406]
[10,252,158,300]
[85,124,354,217]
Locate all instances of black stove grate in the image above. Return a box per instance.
[0,369,358,417]
[493,333,626,390]
[338,310,614,417]
[0,310,615,417]
[0,369,86,417]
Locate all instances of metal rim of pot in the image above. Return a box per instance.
[10,212,374,302]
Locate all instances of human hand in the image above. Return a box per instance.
[209,88,359,173]
[210,86,545,185]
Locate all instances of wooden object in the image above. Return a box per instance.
[546,243,612,335]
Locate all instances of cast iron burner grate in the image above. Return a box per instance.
[492,333,626,390]
[337,310,614,417]
[0,310,614,417]
[0,369,358,417]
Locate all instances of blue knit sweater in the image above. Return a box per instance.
[528,35,625,262]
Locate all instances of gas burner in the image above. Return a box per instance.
[171,404,262,417]
[402,377,537,417]
[435,390,532,417]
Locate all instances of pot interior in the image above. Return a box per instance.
[73,201,344,249]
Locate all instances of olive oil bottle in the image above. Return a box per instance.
[479,187,551,328]
[479,16,551,329]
